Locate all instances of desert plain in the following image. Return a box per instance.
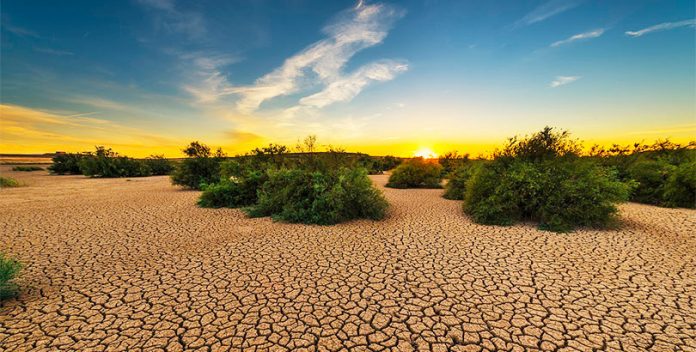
[0,165,695,352]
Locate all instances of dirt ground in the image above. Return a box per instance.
[1,165,695,351]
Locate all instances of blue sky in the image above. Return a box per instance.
[1,0,694,156]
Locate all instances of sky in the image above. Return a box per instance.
[1,0,694,157]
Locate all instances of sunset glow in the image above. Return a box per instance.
[0,1,693,157]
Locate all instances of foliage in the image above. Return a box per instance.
[439,151,470,176]
[11,166,44,172]
[443,162,479,200]
[0,253,22,300]
[246,167,388,225]
[198,160,266,208]
[48,153,85,175]
[463,128,631,232]
[626,159,674,205]
[464,159,630,232]
[144,155,174,176]
[495,126,581,163]
[79,146,152,178]
[0,177,22,188]
[663,161,696,208]
[589,140,695,207]
[170,141,226,190]
[386,158,443,189]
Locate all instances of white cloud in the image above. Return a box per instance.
[515,0,582,27]
[551,28,604,47]
[550,76,580,88]
[298,60,408,108]
[180,3,404,115]
[625,19,696,37]
[228,3,405,114]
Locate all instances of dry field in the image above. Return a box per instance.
[1,165,695,352]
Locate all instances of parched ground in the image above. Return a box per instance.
[1,166,695,352]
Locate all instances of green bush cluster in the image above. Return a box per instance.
[246,167,388,225]
[0,177,22,188]
[170,141,226,190]
[590,140,695,208]
[439,151,469,177]
[197,138,389,225]
[11,166,44,172]
[442,162,479,200]
[144,155,175,176]
[48,153,85,174]
[49,148,174,178]
[463,127,631,232]
[386,158,443,189]
[79,147,151,177]
[0,253,22,300]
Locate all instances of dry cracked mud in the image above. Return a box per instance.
[1,165,695,351]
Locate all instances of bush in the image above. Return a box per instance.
[386,158,443,189]
[48,153,85,174]
[663,161,696,208]
[144,155,174,176]
[170,141,225,190]
[11,166,44,172]
[439,151,469,177]
[464,159,630,232]
[463,128,631,232]
[79,146,152,178]
[0,253,22,300]
[198,161,266,208]
[246,167,388,225]
[0,177,21,188]
[443,163,479,200]
[626,159,674,205]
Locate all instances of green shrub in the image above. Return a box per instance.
[0,177,22,188]
[463,128,631,232]
[78,146,152,178]
[198,162,266,208]
[0,253,22,300]
[170,141,225,190]
[48,153,85,174]
[663,161,696,208]
[144,155,174,176]
[246,167,388,225]
[464,159,630,232]
[386,158,443,189]
[439,151,469,177]
[11,166,44,172]
[443,163,479,200]
[627,159,675,206]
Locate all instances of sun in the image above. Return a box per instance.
[413,147,437,159]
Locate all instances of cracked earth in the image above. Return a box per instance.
[1,166,695,351]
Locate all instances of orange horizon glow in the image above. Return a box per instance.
[2,104,695,159]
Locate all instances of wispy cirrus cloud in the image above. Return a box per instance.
[625,19,696,37]
[551,28,604,47]
[182,3,407,115]
[298,60,408,109]
[230,3,407,114]
[514,0,582,27]
[550,75,580,87]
